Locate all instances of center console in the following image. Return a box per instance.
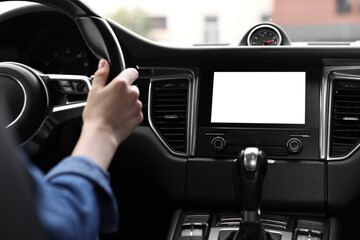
[165,68,342,240]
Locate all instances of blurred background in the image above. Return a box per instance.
[1,0,360,44]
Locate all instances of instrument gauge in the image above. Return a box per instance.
[247,25,282,46]
[29,27,92,75]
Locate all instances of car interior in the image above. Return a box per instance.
[2,0,360,239]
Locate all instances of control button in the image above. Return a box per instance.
[58,80,71,87]
[180,228,192,237]
[180,223,206,237]
[296,235,321,240]
[287,138,302,154]
[211,136,226,152]
[191,228,204,237]
[61,86,74,93]
[70,81,88,93]
[296,231,321,240]
[76,82,86,92]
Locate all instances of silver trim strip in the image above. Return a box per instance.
[208,227,292,240]
[2,62,50,145]
[1,74,27,128]
[320,67,331,159]
[53,102,87,112]
[147,68,197,157]
[189,70,199,157]
[9,62,50,109]
[324,66,360,161]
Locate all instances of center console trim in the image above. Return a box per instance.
[142,67,198,157]
[208,227,292,240]
[323,66,360,161]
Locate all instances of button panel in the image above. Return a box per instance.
[57,79,89,94]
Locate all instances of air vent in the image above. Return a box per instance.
[150,79,188,154]
[330,80,360,157]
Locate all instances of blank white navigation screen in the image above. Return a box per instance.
[211,72,306,124]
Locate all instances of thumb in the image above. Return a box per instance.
[92,59,110,90]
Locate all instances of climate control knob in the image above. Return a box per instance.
[211,136,226,152]
[287,138,302,154]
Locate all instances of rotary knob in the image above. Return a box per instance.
[211,136,226,152]
[287,138,302,154]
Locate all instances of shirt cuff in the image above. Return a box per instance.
[45,155,119,232]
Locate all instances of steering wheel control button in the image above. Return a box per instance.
[211,136,226,152]
[74,82,86,92]
[58,80,71,87]
[287,138,302,154]
[56,80,89,94]
[61,86,74,93]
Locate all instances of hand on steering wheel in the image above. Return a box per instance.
[72,60,143,170]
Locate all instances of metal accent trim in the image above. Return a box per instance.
[1,73,27,128]
[53,102,87,112]
[208,227,292,240]
[324,66,360,161]
[247,24,283,46]
[47,74,91,112]
[146,68,197,157]
[244,147,259,172]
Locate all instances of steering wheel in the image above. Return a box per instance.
[0,0,125,146]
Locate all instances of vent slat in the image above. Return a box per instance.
[335,105,360,109]
[335,94,360,98]
[333,129,360,132]
[154,110,186,113]
[151,79,188,154]
[334,111,360,115]
[153,104,187,108]
[330,79,360,157]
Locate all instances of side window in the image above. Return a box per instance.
[337,0,351,13]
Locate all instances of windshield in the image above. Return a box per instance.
[2,0,360,44]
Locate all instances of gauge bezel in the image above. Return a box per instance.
[247,24,282,46]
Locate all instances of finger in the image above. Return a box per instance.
[114,68,139,85]
[92,59,110,90]
[130,85,140,97]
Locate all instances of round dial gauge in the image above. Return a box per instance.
[29,27,91,75]
[247,25,282,46]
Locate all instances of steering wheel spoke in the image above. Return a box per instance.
[41,74,93,133]
[41,74,92,109]
[18,73,93,155]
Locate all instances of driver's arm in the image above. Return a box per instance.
[72,59,143,169]
[30,59,142,240]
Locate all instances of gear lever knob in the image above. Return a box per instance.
[236,147,267,222]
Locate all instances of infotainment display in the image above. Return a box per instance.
[211,72,306,124]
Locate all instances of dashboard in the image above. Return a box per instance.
[0,7,97,75]
[3,4,360,240]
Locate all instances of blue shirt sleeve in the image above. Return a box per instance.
[24,155,119,240]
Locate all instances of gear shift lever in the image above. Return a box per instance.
[234,147,268,240]
[238,147,267,222]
